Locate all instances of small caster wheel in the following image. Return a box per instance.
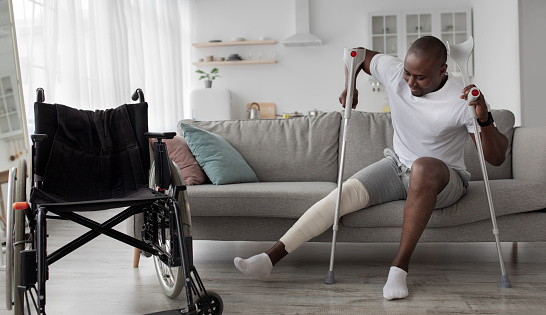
[197,290,223,315]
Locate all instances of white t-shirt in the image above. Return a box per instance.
[370,54,474,180]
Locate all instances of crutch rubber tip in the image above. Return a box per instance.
[325,271,335,284]
[500,275,512,288]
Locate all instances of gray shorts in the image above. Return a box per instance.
[350,149,468,209]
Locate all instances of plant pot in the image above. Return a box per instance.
[205,80,212,88]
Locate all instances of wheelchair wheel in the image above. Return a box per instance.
[197,290,223,315]
[149,160,185,298]
[5,159,28,314]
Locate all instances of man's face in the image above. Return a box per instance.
[403,53,447,97]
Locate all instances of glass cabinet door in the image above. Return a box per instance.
[370,9,472,76]
[405,13,432,48]
[441,11,472,76]
[371,14,398,57]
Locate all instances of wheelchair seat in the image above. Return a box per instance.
[30,188,167,212]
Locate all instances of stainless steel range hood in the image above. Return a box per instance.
[282,0,322,47]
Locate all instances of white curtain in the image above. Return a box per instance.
[13,0,192,133]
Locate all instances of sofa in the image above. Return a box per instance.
[131,109,546,245]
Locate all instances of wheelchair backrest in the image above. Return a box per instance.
[33,102,151,201]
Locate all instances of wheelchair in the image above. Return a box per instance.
[4,88,223,315]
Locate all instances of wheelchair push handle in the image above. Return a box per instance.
[36,88,45,102]
[132,88,145,102]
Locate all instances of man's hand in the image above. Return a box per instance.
[462,85,508,166]
[339,87,359,109]
[460,84,489,122]
[339,48,378,110]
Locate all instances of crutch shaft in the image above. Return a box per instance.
[326,91,351,284]
[472,120,507,276]
[467,88,510,286]
[326,48,365,284]
[327,125,348,271]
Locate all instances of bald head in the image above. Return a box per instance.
[403,36,449,96]
[407,36,447,68]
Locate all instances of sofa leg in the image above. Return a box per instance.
[133,248,141,268]
[511,242,518,263]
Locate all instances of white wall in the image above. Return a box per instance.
[188,0,522,124]
[519,0,546,127]
[473,0,521,126]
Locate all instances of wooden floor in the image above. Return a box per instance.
[1,209,546,314]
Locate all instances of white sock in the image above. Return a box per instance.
[383,266,409,300]
[234,253,273,280]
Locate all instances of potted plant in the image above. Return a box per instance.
[196,67,220,88]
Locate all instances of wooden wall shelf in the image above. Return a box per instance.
[193,59,276,66]
[192,40,276,48]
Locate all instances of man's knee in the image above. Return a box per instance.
[409,157,450,193]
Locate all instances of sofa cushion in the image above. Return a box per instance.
[150,136,207,185]
[180,124,258,185]
[179,112,341,182]
[186,182,337,218]
[512,126,546,182]
[341,111,394,181]
[341,110,514,181]
[341,179,546,228]
[464,109,515,181]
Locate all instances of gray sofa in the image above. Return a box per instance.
[176,110,546,244]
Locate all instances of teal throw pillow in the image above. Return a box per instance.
[180,124,259,185]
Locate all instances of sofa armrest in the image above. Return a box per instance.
[512,126,546,182]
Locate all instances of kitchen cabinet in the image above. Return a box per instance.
[192,40,277,66]
[0,75,22,138]
[370,9,473,76]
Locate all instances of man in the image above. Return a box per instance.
[234,36,508,300]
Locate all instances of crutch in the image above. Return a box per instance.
[448,36,511,288]
[325,48,366,284]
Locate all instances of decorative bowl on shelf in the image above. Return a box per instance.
[226,53,243,61]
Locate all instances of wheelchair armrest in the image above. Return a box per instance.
[146,132,175,190]
[31,134,48,143]
[145,132,176,140]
